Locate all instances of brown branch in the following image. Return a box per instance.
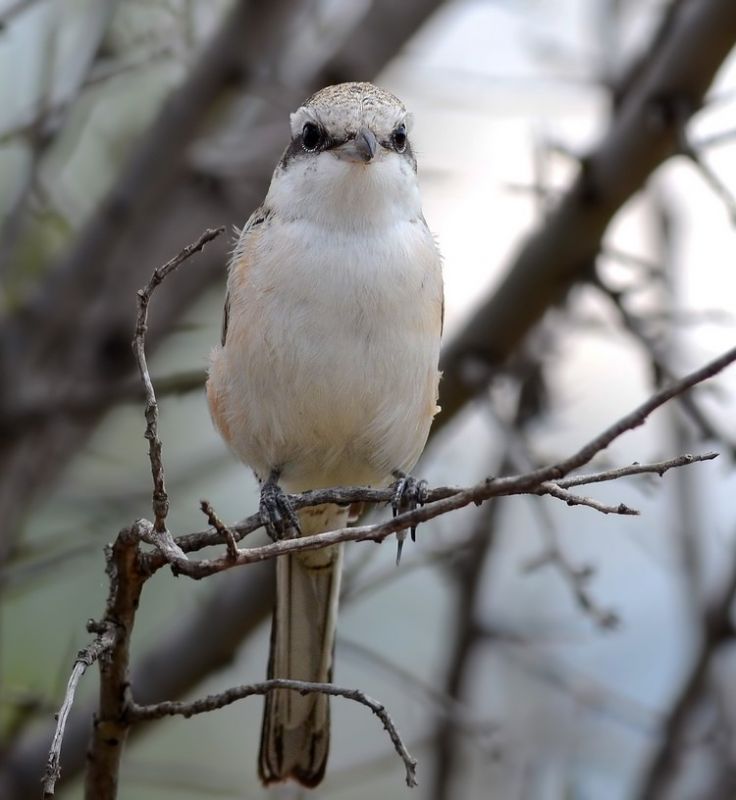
[41,624,116,798]
[77,228,223,798]
[126,679,417,788]
[83,530,146,800]
[199,500,238,561]
[0,562,275,800]
[133,226,224,536]
[431,494,501,800]
[147,450,720,572]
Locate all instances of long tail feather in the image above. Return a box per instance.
[258,504,348,787]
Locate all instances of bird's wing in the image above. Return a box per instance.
[220,205,273,347]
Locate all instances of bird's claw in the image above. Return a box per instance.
[259,477,300,541]
[391,472,429,563]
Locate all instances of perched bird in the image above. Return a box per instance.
[206,81,443,787]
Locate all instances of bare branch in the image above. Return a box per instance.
[132,226,224,536]
[144,450,721,572]
[556,452,719,488]
[83,527,146,800]
[535,483,639,515]
[199,500,238,561]
[126,679,418,788]
[42,624,116,798]
[143,342,736,579]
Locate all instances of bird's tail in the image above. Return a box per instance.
[258,503,348,787]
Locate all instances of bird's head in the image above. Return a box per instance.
[267,82,421,230]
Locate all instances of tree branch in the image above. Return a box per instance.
[126,679,418,788]
[41,624,116,798]
[143,343,736,579]
[83,530,146,800]
[132,225,224,535]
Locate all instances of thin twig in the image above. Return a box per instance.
[200,500,238,560]
[132,226,224,537]
[126,678,417,788]
[591,273,733,448]
[556,452,718,488]
[536,483,639,515]
[489,399,621,630]
[41,624,116,798]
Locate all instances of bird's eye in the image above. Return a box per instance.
[392,124,407,153]
[301,122,322,152]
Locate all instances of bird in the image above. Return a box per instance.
[206,81,443,787]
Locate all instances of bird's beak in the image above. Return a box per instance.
[333,128,378,164]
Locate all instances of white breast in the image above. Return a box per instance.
[211,154,443,491]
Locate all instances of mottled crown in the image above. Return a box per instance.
[290,82,411,140]
[304,82,405,113]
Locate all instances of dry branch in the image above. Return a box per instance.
[126,679,418,788]
[156,335,735,577]
[41,624,115,798]
[132,225,224,535]
[83,531,146,800]
[556,453,718,488]
[135,451,719,572]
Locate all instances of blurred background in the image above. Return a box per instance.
[1,0,736,798]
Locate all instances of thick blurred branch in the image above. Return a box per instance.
[437,0,736,431]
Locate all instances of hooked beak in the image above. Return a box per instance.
[333,128,378,164]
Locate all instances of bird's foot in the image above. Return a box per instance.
[259,472,301,541]
[391,471,429,564]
